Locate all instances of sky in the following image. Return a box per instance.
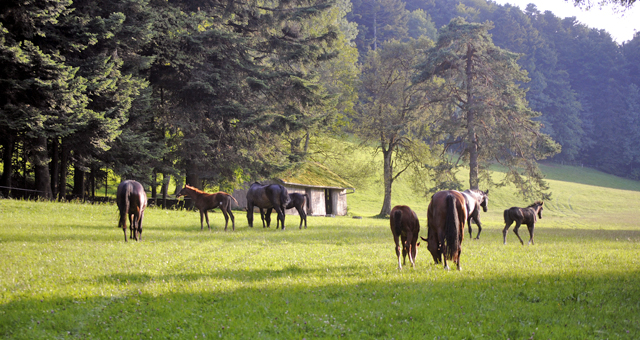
[491,0,640,43]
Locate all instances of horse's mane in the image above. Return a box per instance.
[184,185,207,195]
[527,201,543,207]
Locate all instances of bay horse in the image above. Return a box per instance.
[390,205,420,270]
[263,193,308,229]
[177,185,238,231]
[116,180,147,242]
[420,190,467,270]
[246,182,290,229]
[503,201,544,245]
[460,189,489,240]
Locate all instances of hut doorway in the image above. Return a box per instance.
[325,189,333,215]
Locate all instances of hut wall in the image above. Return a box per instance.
[332,189,347,216]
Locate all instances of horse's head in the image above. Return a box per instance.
[537,201,544,219]
[176,186,189,198]
[480,189,489,212]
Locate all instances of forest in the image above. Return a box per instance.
[1,0,638,210]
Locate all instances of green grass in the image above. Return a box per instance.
[2,162,640,339]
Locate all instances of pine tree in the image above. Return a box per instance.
[414,18,560,198]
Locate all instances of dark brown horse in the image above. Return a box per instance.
[263,193,308,229]
[420,190,467,270]
[246,182,290,229]
[116,180,147,242]
[390,205,420,270]
[177,185,238,231]
[503,201,544,245]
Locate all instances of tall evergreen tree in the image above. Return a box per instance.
[414,18,560,198]
[146,0,340,188]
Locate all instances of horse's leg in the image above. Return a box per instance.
[221,205,229,231]
[265,208,272,228]
[247,203,254,228]
[406,232,415,268]
[129,214,134,239]
[121,212,128,242]
[204,210,211,231]
[138,211,144,241]
[394,234,402,270]
[502,221,512,244]
[200,210,205,231]
[227,205,235,231]
[274,205,285,230]
[296,206,305,229]
[474,216,483,240]
[513,221,525,245]
[439,233,449,270]
[259,208,266,228]
[527,222,535,245]
[467,216,473,239]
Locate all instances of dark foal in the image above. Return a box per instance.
[503,201,544,245]
[390,205,420,270]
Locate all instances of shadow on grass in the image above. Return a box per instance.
[2,269,640,339]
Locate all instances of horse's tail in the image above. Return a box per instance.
[118,182,131,228]
[445,193,459,261]
[227,193,239,206]
[393,209,403,236]
[503,209,510,224]
[280,186,290,206]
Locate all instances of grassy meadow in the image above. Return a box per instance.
[2,163,640,339]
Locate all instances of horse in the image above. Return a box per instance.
[116,180,147,242]
[460,189,489,240]
[246,182,290,230]
[420,190,467,270]
[390,205,421,270]
[503,201,544,245]
[177,185,238,231]
[263,193,308,229]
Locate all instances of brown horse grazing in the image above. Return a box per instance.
[263,193,308,229]
[116,180,147,242]
[503,201,544,245]
[177,185,238,231]
[246,182,290,229]
[420,190,467,270]
[390,205,420,270]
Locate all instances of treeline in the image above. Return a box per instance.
[359,0,640,178]
[0,0,358,199]
[1,0,638,201]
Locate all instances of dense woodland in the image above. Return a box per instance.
[1,0,638,208]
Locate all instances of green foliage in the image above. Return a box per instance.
[415,17,560,199]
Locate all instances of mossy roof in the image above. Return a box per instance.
[278,162,353,189]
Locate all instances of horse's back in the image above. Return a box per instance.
[391,205,419,235]
[117,180,147,213]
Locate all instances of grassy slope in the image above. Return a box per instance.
[1,155,640,338]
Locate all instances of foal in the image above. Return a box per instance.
[177,185,238,231]
[390,205,420,270]
[503,201,544,245]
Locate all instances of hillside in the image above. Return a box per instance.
[334,145,640,232]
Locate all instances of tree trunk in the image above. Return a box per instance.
[50,137,59,199]
[379,144,394,217]
[74,166,85,200]
[162,174,170,209]
[185,161,200,189]
[33,136,53,199]
[466,43,479,190]
[59,140,68,201]
[1,133,15,197]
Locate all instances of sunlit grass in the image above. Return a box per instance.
[2,187,640,339]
